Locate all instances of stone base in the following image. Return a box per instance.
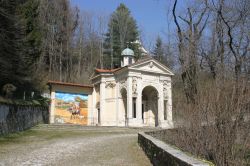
[94,119,174,128]
[128,118,144,127]
[99,121,117,126]
[158,120,174,128]
[138,132,210,166]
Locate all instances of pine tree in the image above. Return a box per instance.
[104,3,139,68]
[0,0,25,90]
[0,0,44,98]
[153,36,164,62]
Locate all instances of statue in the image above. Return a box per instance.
[2,84,16,99]
[163,86,168,99]
[132,77,137,94]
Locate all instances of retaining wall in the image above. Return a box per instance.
[138,132,210,166]
[0,104,49,135]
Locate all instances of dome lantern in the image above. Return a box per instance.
[121,48,135,67]
[121,48,134,56]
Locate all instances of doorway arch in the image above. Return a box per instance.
[141,85,159,127]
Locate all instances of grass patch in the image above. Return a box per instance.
[0,130,39,144]
[0,127,120,146]
[0,96,49,106]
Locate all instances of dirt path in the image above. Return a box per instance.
[0,125,152,166]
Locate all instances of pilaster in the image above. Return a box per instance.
[100,80,106,125]
[91,86,97,125]
[127,76,133,125]
[136,78,142,125]
[157,84,164,126]
[167,81,173,126]
[116,82,119,126]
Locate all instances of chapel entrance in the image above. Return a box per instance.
[141,86,158,127]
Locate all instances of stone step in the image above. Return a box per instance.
[33,124,156,132]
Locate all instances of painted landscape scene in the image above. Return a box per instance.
[55,92,88,125]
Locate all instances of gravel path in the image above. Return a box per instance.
[0,125,152,166]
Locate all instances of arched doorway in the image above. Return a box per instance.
[120,88,128,126]
[142,86,159,127]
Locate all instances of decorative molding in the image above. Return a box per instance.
[163,86,168,100]
[105,81,116,89]
[161,80,170,100]
[160,80,171,84]
[132,77,137,95]
[119,79,127,91]
[149,61,154,68]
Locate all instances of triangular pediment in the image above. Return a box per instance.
[129,58,174,75]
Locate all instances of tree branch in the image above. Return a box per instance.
[218,3,237,60]
[172,0,182,37]
[178,16,190,24]
[199,14,210,38]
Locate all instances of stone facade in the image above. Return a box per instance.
[90,56,174,128]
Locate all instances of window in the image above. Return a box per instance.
[133,98,136,118]
[164,100,167,120]
[142,104,144,119]
[129,57,132,64]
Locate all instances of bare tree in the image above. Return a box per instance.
[39,0,79,82]
[213,0,250,82]
[172,0,209,103]
[97,14,107,69]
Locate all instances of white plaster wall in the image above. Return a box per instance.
[101,81,117,126]
[102,99,117,126]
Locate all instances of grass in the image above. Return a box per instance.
[0,128,105,146]
[0,130,39,144]
[0,125,138,146]
[0,96,49,106]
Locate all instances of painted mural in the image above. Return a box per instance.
[55,92,88,125]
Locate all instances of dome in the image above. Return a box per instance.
[121,48,134,56]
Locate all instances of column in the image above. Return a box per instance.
[136,79,142,125]
[158,85,164,126]
[167,83,173,123]
[127,77,133,125]
[115,82,119,126]
[100,81,105,125]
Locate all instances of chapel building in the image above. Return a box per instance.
[90,48,174,128]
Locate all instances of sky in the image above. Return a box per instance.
[70,0,185,50]
[56,92,88,102]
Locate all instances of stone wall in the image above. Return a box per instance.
[0,104,49,135]
[138,132,210,166]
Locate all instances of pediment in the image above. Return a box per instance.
[129,58,174,75]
